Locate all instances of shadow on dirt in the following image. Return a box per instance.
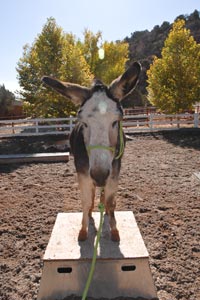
[0,135,69,155]
[153,128,200,150]
[0,135,70,173]
[131,128,200,150]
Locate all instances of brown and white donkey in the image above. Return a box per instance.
[42,62,141,242]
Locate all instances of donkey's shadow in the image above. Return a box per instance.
[78,214,124,259]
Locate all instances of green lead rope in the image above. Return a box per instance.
[82,122,124,299]
[81,202,105,300]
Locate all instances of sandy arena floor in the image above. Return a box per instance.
[0,130,200,300]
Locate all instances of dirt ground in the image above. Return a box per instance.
[0,129,200,300]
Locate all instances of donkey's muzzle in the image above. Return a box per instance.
[90,168,110,187]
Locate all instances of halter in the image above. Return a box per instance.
[86,121,125,160]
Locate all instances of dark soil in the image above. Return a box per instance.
[0,129,200,300]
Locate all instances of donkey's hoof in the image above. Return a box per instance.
[78,229,87,241]
[111,229,120,242]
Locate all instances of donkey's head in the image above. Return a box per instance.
[42,62,141,187]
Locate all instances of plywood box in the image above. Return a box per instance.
[38,211,157,299]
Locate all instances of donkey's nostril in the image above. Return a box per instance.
[90,168,110,187]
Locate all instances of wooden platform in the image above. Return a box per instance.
[0,152,69,164]
[38,211,157,300]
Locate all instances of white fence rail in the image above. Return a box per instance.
[0,113,199,138]
[0,117,76,138]
[123,113,200,133]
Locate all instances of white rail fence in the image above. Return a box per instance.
[0,117,76,138]
[123,113,200,133]
[0,113,199,138]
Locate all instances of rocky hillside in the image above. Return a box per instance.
[124,10,200,107]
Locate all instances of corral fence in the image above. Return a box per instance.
[0,113,199,138]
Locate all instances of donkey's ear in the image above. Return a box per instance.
[42,76,91,105]
[109,62,141,101]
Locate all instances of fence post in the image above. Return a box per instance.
[35,120,39,133]
[194,113,199,128]
[12,122,15,134]
[69,116,73,132]
[149,114,153,131]
[176,114,179,128]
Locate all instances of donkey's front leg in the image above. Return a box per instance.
[104,179,120,242]
[77,174,95,241]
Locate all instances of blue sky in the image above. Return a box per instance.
[0,0,199,94]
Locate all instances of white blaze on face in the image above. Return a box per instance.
[98,101,108,114]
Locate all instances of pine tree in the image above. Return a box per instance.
[147,19,200,113]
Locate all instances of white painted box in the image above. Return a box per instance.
[38,211,157,299]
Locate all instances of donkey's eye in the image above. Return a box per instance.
[112,121,118,128]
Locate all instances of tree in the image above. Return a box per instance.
[94,41,129,85]
[147,19,200,113]
[17,18,92,117]
[60,33,92,85]
[0,85,15,116]
[79,29,129,84]
[17,19,129,117]
[80,29,102,75]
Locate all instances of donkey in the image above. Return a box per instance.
[42,62,141,242]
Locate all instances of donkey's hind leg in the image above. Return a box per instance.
[77,174,95,241]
